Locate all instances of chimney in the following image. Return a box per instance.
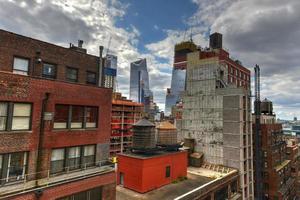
[78,40,84,48]
[209,32,222,49]
[98,46,104,87]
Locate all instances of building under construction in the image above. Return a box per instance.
[110,92,143,157]
[181,33,254,199]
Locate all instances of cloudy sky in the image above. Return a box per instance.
[0,0,299,120]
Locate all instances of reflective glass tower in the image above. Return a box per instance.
[129,58,152,103]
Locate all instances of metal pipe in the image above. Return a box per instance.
[254,64,263,199]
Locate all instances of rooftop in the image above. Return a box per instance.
[117,164,239,200]
[118,150,185,160]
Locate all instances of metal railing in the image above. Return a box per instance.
[0,159,115,196]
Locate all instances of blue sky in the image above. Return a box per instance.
[0,0,300,120]
[116,0,197,51]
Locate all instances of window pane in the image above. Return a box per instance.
[87,72,96,84]
[66,67,78,82]
[0,103,7,116]
[86,107,98,128]
[12,117,30,130]
[68,147,81,158]
[13,57,29,74]
[54,105,69,129]
[71,106,84,128]
[84,145,95,156]
[12,103,31,130]
[51,149,65,174]
[13,103,31,116]
[51,149,65,161]
[90,187,102,200]
[0,103,7,131]
[68,147,81,170]
[74,191,87,200]
[43,63,56,78]
[8,152,27,181]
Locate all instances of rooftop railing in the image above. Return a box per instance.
[0,160,115,198]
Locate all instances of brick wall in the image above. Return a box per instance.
[0,71,112,178]
[0,29,100,85]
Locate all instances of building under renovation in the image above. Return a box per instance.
[181,33,254,199]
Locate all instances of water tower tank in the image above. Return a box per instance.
[132,119,156,149]
[157,121,177,145]
[261,98,273,114]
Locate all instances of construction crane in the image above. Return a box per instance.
[254,64,263,200]
[106,36,112,56]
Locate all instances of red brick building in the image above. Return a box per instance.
[117,151,187,193]
[253,107,296,200]
[0,29,115,199]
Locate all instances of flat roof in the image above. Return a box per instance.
[118,150,185,160]
[117,173,213,200]
[116,165,238,200]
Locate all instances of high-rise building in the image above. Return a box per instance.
[253,99,297,199]
[165,41,197,116]
[181,33,253,199]
[129,58,152,103]
[0,29,115,200]
[104,54,117,91]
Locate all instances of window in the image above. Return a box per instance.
[50,145,96,174]
[71,106,84,129]
[66,67,78,82]
[53,105,69,129]
[58,187,102,200]
[85,107,98,128]
[0,102,32,131]
[12,103,31,130]
[13,57,29,75]
[50,148,65,174]
[166,166,171,178]
[0,103,8,131]
[67,147,81,170]
[0,152,27,183]
[86,71,97,85]
[54,105,98,129]
[42,63,56,79]
[83,145,95,167]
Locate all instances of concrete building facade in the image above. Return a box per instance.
[181,33,254,199]
[0,29,115,199]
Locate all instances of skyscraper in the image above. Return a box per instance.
[129,58,152,103]
[181,33,254,199]
[165,41,197,115]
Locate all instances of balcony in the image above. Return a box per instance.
[0,160,114,199]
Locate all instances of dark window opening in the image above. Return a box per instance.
[42,63,57,79]
[86,71,97,85]
[54,105,98,130]
[66,67,78,82]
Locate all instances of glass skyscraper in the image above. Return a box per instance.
[129,58,152,103]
